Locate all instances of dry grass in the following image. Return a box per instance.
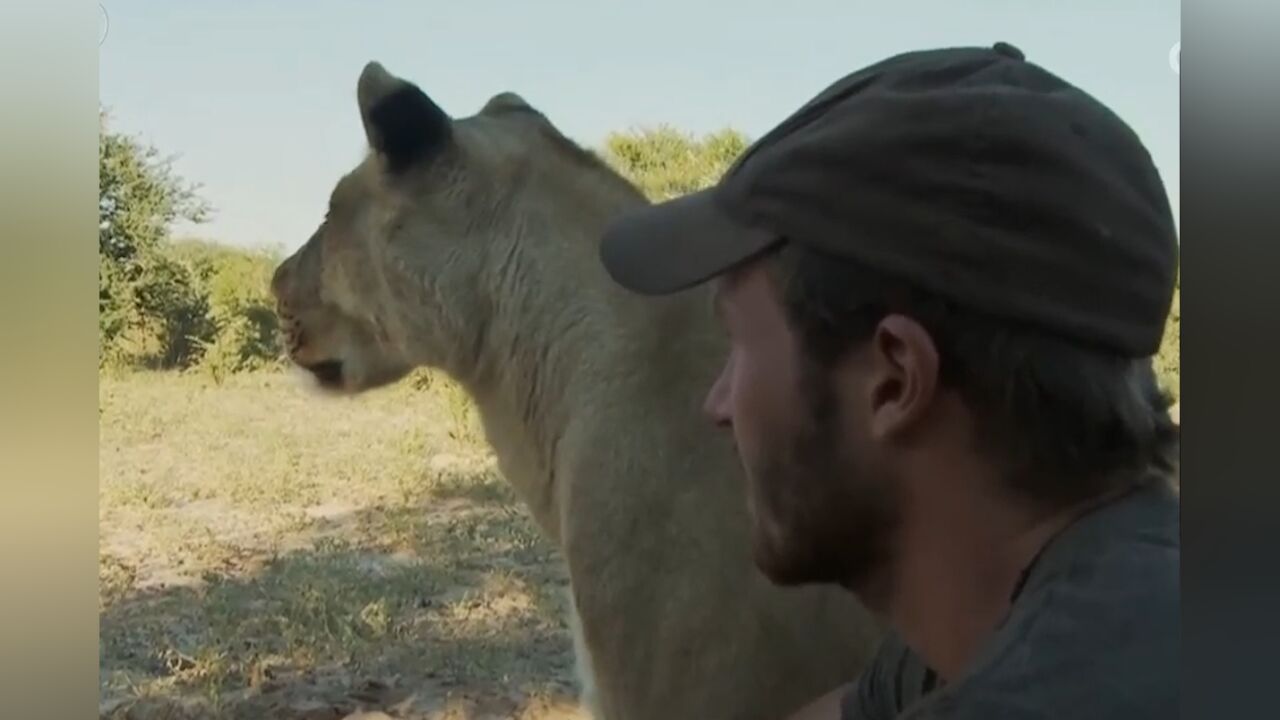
[99,370,585,720]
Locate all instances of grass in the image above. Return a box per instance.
[99,343,1182,720]
[99,370,585,720]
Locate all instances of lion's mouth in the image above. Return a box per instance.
[301,359,344,389]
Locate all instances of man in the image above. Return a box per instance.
[598,43,1179,718]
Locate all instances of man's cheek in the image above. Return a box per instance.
[729,352,756,422]
[737,347,788,426]
[732,357,774,460]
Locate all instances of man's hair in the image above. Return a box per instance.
[766,242,1179,508]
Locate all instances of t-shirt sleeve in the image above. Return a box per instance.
[840,631,938,720]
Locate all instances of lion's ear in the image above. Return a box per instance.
[357,62,451,174]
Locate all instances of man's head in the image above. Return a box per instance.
[599,43,1180,597]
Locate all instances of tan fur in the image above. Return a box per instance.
[271,62,886,720]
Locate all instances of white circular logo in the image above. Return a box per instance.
[1169,41,1180,75]
[99,4,110,46]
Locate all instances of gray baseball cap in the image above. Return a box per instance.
[599,42,1179,357]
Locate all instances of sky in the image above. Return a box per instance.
[98,0,1180,252]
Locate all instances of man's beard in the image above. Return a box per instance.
[747,361,901,605]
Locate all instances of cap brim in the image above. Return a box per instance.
[599,187,780,296]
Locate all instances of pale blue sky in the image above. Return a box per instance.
[98,1,1180,251]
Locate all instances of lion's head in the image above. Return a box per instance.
[270,62,641,393]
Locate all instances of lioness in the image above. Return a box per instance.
[270,62,883,720]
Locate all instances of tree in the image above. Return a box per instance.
[99,110,213,366]
[99,110,210,263]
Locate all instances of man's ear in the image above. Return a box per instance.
[357,61,452,174]
[865,314,941,442]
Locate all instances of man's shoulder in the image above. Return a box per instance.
[840,631,937,720]
[932,482,1180,718]
[842,481,1180,720]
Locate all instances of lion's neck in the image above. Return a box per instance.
[461,302,588,544]
[450,183,666,545]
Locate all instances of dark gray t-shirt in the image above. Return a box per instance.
[841,478,1180,719]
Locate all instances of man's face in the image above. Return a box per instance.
[704,260,901,597]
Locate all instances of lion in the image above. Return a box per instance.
[270,61,885,720]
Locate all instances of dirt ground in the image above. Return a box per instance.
[99,370,588,720]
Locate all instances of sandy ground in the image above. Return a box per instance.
[99,370,587,720]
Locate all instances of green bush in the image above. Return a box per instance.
[601,126,750,202]
[99,235,283,373]
[97,112,284,374]
[177,240,285,372]
[130,251,216,368]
